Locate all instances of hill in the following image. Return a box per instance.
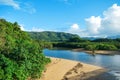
[28,31,79,42]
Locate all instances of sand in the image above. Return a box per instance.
[39,57,105,80]
[72,48,120,55]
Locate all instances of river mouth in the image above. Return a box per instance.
[43,49,120,80]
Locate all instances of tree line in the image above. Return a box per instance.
[52,37,120,51]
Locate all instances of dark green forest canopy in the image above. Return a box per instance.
[28,31,79,42]
[53,37,120,51]
[0,19,50,80]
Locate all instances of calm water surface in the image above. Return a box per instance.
[43,49,120,80]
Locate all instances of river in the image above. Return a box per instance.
[43,49,120,80]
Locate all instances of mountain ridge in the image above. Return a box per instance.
[28,31,79,42]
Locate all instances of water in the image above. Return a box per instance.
[43,49,120,80]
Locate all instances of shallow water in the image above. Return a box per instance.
[43,49,120,80]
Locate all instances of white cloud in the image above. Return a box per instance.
[84,4,120,37]
[70,24,79,30]
[0,0,20,9]
[0,0,36,14]
[18,25,57,32]
[19,24,25,31]
[67,4,120,37]
[19,24,45,32]
[68,24,80,33]
[99,4,120,36]
[68,24,88,37]
[85,16,101,35]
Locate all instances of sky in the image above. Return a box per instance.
[0,0,120,37]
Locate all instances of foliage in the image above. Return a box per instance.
[0,19,50,80]
[96,44,117,50]
[28,31,79,42]
[53,39,119,51]
[35,40,53,49]
[53,42,88,48]
[92,38,113,42]
[85,44,96,51]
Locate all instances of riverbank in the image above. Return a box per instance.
[39,57,106,80]
[72,48,120,55]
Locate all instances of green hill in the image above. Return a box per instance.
[28,31,79,42]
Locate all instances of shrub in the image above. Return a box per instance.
[0,19,50,80]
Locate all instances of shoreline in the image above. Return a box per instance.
[72,48,120,55]
[39,57,106,80]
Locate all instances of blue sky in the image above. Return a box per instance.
[0,0,120,37]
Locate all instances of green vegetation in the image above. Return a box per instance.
[28,30,120,51]
[35,40,53,49]
[28,31,79,42]
[53,37,120,51]
[0,19,50,80]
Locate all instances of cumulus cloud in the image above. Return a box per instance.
[85,16,101,35]
[99,4,120,36]
[68,24,80,33]
[68,24,88,37]
[68,4,120,37]
[0,0,20,9]
[74,4,120,37]
[70,24,79,30]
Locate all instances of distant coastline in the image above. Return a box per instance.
[72,48,120,55]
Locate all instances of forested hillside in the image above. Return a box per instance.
[28,31,79,42]
[0,19,50,80]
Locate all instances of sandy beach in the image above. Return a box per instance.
[39,57,105,80]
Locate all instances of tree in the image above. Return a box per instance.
[68,37,88,42]
[0,19,50,80]
[85,45,97,53]
[96,44,117,50]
